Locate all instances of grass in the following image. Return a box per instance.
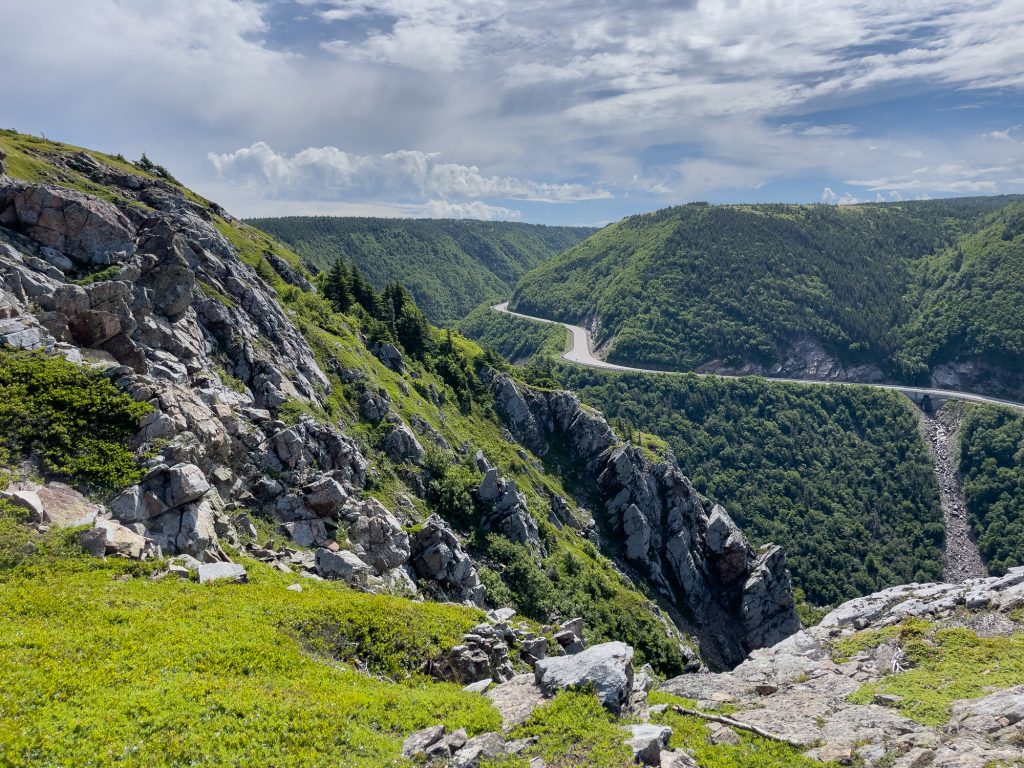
[648,693,841,768]
[836,620,1024,726]
[0,524,499,768]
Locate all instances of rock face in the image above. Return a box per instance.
[660,569,1024,767]
[491,374,799,666]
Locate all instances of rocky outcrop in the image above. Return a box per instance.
[473,452,542,553]
[410,515,487,606]
[491,373,799,667]
[660,569,1024,767]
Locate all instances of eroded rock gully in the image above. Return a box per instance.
[920,405,986,583]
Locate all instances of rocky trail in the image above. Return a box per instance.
[921,409,987,583]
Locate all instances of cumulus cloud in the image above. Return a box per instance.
[3,0,1024,217]
[422,200,521,220]
[209,141,610,204]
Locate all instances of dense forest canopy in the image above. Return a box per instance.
[249,216,593,324]
[510,196,1024,384]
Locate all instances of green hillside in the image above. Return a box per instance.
[249,216,593,324]
[509,197,1023,387]
[463,309,945,605]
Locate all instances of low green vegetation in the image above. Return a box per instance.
[510,197,1022,383]
[249,216,593,324]
[501,690,635,768]
[0,526,497,768]
[836,619,1024,726]
[648,693,836,768]
[0,348,151,490]
[958,404,1024,574]
[554,367,944,605]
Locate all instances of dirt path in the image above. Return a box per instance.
[920,408,987,582]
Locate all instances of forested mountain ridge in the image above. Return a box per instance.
[509,196,1024,397]
[249,216,594,324]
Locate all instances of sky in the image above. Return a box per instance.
[2,0,1023,225]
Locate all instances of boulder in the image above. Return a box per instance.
[357,390,391,423]
[623,724,672,766]
[165,463,211,508]
[197,561,248,584]
[383,424,424,464]
[401,725,446,758]
[315,547,374,585]
[410,515,487,606]
[339,498,410,574]
[451,732,506,768]
[79,518,153,560]
[302,476,348,515]
[706,504,749,583]
[35,482,98,527]
[533,641,635,714]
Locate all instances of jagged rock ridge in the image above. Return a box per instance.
[491,374,800,666]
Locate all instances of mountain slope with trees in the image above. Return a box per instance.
[249,216,593,324]
[510,197,1024,396]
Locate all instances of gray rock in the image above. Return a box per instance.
[623,503,651,561]
[623,724,672,765]
[534,641,636,714]
[401,725,445,758]
[0,182,136,265]
[166,463,211,508]
[339,498,410,574]
[197,561,248,584]
[452,732,506,768]
[372,342,405,373]
[383,424,424,464]
[315,548,374,585]
[302,476,348,515]
[357,390,391,423]
[410,515,486,606]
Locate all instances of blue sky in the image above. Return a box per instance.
[2,0,1023,225]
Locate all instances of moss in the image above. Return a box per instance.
[72,265,121,286]
[198,279,238,309]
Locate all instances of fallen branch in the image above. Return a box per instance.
[668,705,809,749]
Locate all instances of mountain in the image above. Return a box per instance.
[0,130,802,764]
[509,197,1024,398]
[248,216,594,324]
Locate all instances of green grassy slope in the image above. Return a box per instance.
[510,197,1021,381]
[248,216,594,324]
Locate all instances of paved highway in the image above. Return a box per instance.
[492,302,1024,412]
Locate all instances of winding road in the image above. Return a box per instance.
[493,302,1024,412]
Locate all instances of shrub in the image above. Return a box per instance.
[0,349,150,489]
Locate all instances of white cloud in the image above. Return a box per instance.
[422,200,521,220]
[209,141,610,203]
[821,187,838,203]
